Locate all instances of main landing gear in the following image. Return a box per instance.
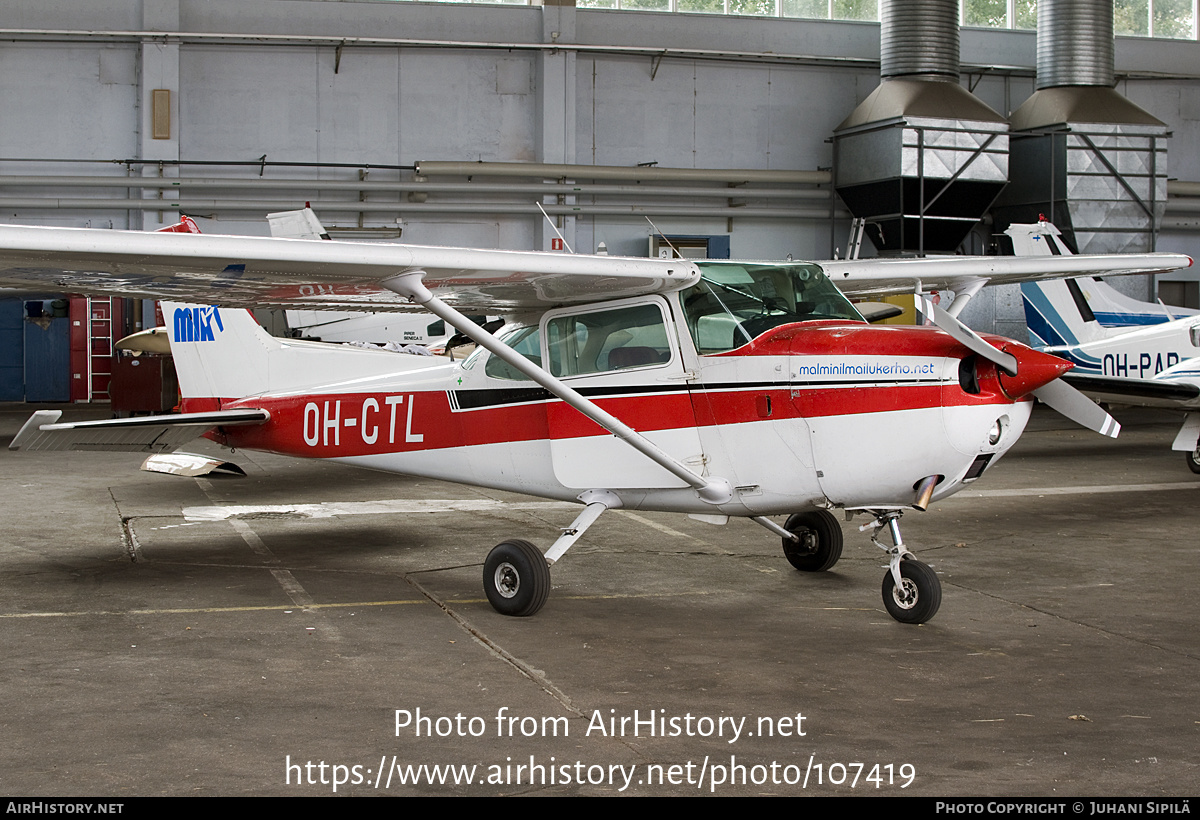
[780,510,843,572]
[481,490,619,617]
[480,497,940,623]
[483,539,551,617]
[1187,446,1200,475]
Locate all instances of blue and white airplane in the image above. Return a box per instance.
[1015,221,1200,471]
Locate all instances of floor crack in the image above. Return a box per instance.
[402,571,581,717]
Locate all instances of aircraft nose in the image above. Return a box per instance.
[996,344,1073,399]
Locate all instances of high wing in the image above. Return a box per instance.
[825,253,1194,300]
[0,223,1190,311]
[0,224,697,312]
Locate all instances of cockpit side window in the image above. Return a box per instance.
[682,262,864,354]
[546,302,671,377]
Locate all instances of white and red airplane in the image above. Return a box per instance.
[0,220,1191,623]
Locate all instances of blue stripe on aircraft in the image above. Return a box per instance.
[1020,283,1078,348]
[1093,311,1187,328]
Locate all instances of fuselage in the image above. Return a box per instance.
[187,272,1043,518]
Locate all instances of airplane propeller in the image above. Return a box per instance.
[919,295,1019,376]
[919,296,1121,438]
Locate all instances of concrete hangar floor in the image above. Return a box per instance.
[0,402,1196,797]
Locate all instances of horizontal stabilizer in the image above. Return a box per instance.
[9,409,269,453]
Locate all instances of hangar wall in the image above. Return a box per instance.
[1,0,1199,343]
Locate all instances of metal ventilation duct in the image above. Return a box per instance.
[1036,0,1113,88]
[996,0,1168,255]
[880,0,960,82]
[832,0,1008,255]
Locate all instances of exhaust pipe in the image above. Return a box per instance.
[913,475,940,511]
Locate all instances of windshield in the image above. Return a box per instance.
[681,261,864,354]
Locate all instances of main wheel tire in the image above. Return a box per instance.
[1187,449,1200,475]
[781,510,843,572]
[483,539,550,617]
[882,559,942,624]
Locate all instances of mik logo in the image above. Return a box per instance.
[173,306,225,343]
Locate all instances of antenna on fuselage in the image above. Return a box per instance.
[536,202,574,254]
[645,216,682,259]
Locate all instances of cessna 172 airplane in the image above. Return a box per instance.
[0,218,1191,623]
[1014,221,1200,472]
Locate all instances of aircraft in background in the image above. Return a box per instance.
[1015,221,1200,472]
[266,207,476,352]
[0,221,1190,622]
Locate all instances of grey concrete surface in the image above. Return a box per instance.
[1,403,1197,796]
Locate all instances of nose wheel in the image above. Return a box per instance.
[881,558,941,624]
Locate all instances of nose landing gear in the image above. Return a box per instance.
[862,510,942,624]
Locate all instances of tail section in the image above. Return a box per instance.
[1009,221,1157,372]
[163,302,276,402]
[1019,278,1111,351]
[1019,278,1187,377]
[163,299,450,409]
[1008,224,1200,381]
[1005,220,1072,258]
[160,213,450,407]
[1012,220,1199,350]
[1065,278,1199,328]
[266,207,330,241]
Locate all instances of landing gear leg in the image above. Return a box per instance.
[482,490,620,617]
[861,510,942,624]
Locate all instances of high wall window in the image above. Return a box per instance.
[1114,0,1197,37]
[960,0,1196,37]
[566,0,1200,39]
[375,0,1196,39]
[576,0,879,17]
[962,0,1038,29]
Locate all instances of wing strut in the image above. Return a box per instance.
[383,272,733,505]
[945,277,988,319]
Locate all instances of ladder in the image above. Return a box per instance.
[847,217,866,260]
[87,297,113,401]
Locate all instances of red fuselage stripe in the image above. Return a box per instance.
[193,380,1022,459]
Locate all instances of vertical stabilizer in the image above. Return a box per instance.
[162,302,276,400]
[266,207,330,241]
[1011,222,1119,350]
